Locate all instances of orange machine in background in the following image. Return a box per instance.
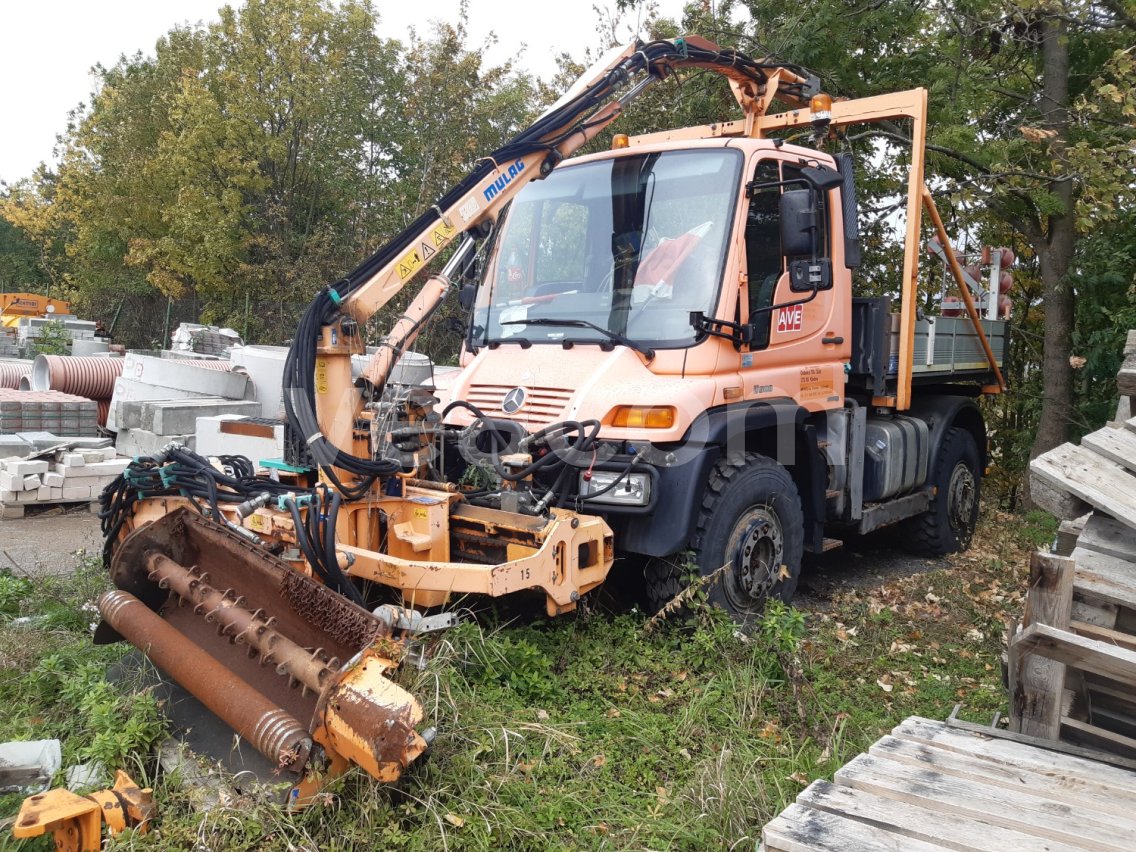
[0,292,71,327]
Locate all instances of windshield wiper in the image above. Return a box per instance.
[499,318,655,360]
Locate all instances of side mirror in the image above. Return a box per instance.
[801,165,843,191]
[457,283,477,310]
[780,189,817,257]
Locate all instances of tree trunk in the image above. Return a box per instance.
[1027,9,1076,476]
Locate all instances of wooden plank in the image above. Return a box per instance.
[1062,716,1136,759]
[1126,416,1136,434]
[835,752,1132,851]
[1082,427,1136,475]
[1080,513,1136,564]
[1056,513,1091,556]
[796,779,1087,852]
[1012,552,1074,738]
[1073,621,1136,653]
[1024,552,1075,629]
[762,800,950,852]
[1074,557,1136,610]
[1030,443,1136,534]
[1013,622,1136,687]
[906,715,1136,781]
[1090,705,1136,740]
[1071,598,1119,629]
[870,734,1136,820]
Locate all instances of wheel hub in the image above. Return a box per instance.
[947,461,976,535]
[733,510,784,602]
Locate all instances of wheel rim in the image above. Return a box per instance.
[947,461,977,541]
[725,507,784,610]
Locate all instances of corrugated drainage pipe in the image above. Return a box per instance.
[31,354,124,398]
[0,361,32,390]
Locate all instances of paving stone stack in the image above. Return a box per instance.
[0,389,100,437]
[0,446,128,518]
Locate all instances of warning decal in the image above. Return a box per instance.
[397,248,423,280]
[776,304,804,334]
[431,220,455,247]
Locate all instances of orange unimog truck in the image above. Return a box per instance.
[89,36,1008,804]
[441,65,1007,624]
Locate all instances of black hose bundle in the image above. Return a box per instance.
[284,39,810,496]
[98,446,361,602]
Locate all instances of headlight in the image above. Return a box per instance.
[578,471,651,506]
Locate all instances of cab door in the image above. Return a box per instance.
[739,155,846,410]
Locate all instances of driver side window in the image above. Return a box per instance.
[746,161,782,350]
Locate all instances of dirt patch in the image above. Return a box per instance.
[797,531,945,609]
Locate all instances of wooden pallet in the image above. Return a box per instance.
[762,716,1136,851]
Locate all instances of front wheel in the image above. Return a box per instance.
[645,453,804,626]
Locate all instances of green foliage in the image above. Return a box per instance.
[0,562,166,781]
[29,319,71,356]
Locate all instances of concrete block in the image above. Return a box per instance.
[0,489,17,503]
[60,453,85,467]
[17,490,38,503]
[62,484,92,500]
[121,354,248,399]
[37,485,51,501]
[77,449,105,464]
[100,447,117,461]
[147,398,261,436]
[0,504,23,519]
[0,436,33,457]
[8,460,49,477]
[22,475,41,490]
[115,429,193,458]
[196,416,285,465]
[42,472,64,487]
[83,459,130,477]
[0,471,22,492]
[107,379,214,432]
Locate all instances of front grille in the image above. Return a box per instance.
[464,384,573,428]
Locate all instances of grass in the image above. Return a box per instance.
[0,507,1054,851]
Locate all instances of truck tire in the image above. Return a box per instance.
[644,452,804,625]
[904,426,980,556]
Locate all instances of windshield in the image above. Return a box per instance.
[473,148,742,349]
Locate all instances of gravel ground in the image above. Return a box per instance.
[0,505,103,576]
[796,530,946,609]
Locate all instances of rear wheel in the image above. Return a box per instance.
[904,427,981,555]
[645,452,804,626]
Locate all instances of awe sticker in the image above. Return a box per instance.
[776,305,804,333]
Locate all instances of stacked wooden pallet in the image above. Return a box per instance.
[1008,548,1136,757]
[1021,332,1136,756]
[762,715,1136,851]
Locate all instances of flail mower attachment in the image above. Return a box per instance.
[94,508,430,807]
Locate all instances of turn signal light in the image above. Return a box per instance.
[612,133,630,149]
[610,405,675,428]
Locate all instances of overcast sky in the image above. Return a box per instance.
[0,0,694,185]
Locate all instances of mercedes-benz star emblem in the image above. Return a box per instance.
[502,387,527,414]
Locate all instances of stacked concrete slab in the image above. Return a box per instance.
[0,389,100,437]
[111,353,255,456]
[0,446,128,518]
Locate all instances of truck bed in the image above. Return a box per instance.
[848,297,1007,395]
